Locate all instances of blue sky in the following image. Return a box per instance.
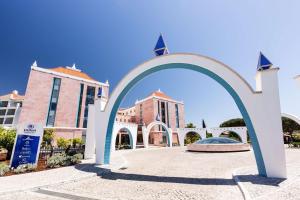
[1,1,300,127]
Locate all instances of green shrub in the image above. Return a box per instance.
[70,153,83,164]
[72,138,83,147]
[0,163,10,176]
[42,129,55,148]
[56,138,70,149]
[47,153,83,168]
[0,127,16,159]
[292,134,300,142]
[47,153,69,168]
[206,132,213,138]
[13,163,36,174]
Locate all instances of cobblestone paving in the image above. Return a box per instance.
[1,147,298,200]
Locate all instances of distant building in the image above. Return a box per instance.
[19,62,109,140]
[116,89,185,146]
[0,90,24,127]
[116,107,136,123]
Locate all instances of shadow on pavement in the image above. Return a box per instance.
[76,163,284,186]
[234,174,285,186]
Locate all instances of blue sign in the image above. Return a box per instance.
[11,135,40,168]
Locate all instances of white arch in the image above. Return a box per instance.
[209,127,248,143]
[177,128,207,146]
[111,122,138,152]
[93,53,286,178]
[282,113,300,126]
[142,121,173,148]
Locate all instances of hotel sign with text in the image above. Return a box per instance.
[10,123,44,168]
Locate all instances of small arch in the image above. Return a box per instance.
[184,131,202,145]
[219,131,242,142]
[144,121,172,147]
[114,127,133,150]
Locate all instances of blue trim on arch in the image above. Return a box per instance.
[103,63,267,176]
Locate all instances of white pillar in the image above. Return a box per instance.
[253,68,286,178]
[168,128,173,147]
[177,129,185,147]
[84,105,95,159]
[95,100,108,165]
[142,126,148,148]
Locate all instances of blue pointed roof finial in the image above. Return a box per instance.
[257,52,273,71]
[154,33,169,56]
[156,113,161,121]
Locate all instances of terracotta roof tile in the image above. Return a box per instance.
[150,90,172,100]
[49,67,96,81]
[0,92,24,101]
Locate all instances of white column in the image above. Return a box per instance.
[168,128,173,147]
[142,126,148,148]
[84,105,95,159]
[177,129,185,147]
[95,99,108,165]
[254,68,286,178]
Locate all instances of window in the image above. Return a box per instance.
[46,78,61,127]
[0,101,8,107]
[83,86,95,128]
[166,102,170,127]
[76,84,84,128]
[161,102,166,123]
[6,109,15,116]
[0,109,5,116]
[175,104,180,128]
[0,118,4,124]
[139,104,143,124]
[4,117,13,125]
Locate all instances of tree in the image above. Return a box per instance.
[220,118,245,127]
[186,123,196,128]
[282,117,300,134]
[42,129,55,148]
[0,127,16,159]
[184,132,200,144]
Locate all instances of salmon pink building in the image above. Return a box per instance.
[19,62,109,140]
[116,89,185,147]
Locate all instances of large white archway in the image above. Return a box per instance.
[177,128,207,146]
[92,53,286,178]
[142,121,173,148]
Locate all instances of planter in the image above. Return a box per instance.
[0,149,8,161]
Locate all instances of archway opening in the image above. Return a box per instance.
[219,131,242,142]
[115,128,133,150]
[148,125,169,147]
[184,131,201,145]
[101,57,268,176]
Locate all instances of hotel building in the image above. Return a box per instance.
[0,90,24,127]
[19,62,109,140]
[116,90,185,146]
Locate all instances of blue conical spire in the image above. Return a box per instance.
[257,52,272,71]
[154,34,169,56]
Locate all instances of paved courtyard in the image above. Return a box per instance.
[1,147,299,200]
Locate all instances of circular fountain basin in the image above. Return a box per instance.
[187,137,250,152]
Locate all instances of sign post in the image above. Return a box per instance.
[10,123,44,168]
